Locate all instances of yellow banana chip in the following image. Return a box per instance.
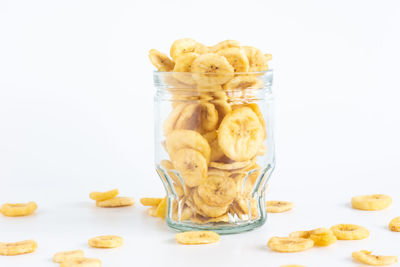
[88,235,123,249]
[389,217,400,232]
[209,158,254,170]
[308,228,337,246]
[171,148,207,187]
[222,75,263,90]
[53,250,85,263]
[218,107,263,161]
[0,240,37,256]
[197,175,237,207]
[352,250,397,266]
[89,189,119,202]
[217,47,249,72]
[266,201,294,213]
[140,198,163,206]
[203,131,225,162]
[267,237,314,253]
[351,194,392,211]
[193,190,229,218]
[330,224,370,240]
[60,257,101,267]
[208,40,240,53]
[155,197,167,218]
[96,197,134,208]
[148,49,175,72]
[175,231,220,245]
[242,46,269,72]
[173,52,198,84]
[170,38,207,60]
[0,201,37,217]
[191,53,234,86]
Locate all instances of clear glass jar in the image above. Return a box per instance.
[154,71,274,234]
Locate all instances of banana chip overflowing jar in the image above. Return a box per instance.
[151,39,275,234]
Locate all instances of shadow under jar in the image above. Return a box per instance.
[154,71,275,234]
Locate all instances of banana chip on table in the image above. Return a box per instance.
[267,237,314,253]
[60,257,102,267]
[351,194,392,211]
[352,250,397,266]
[330,224,369,240]
[389,216,400,232]
[96,197,134,208]
[0,201,37,217]
[175,231,220,245]
[53,250,85,263]
[88,235,123,249]
[266,201,294,213]
[0,240,37,256]
[89,189,119,202]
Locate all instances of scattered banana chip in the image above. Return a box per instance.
[175,231,220,245]
[0,201,37,217]
[155,197,167,218]
[389,216,400,232]
[89,189,119,202]
[351,194,392,211]
[352,250,397,266]
[60,257,102,267]
[88,235,123,249]
[53,250,85,263]
[308,228,337,246]
[267,237,314,253]
[140,198,163,206]
[0,240,38,256]
[266,201,294,213]
[330,224,370,240]
[96,197,134,208]
[149,49,175,72]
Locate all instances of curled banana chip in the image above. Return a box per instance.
[351,194,392,211]
[217,47,249,72]
[154,197,167,218]
[308,228,337,246]
[60,257,102,267]
[352,250,397,266]
[53,250,85,263]
[218,107,263,161]
[191,53,234,86]
[175,231,220,245]
[148,49,175,71]
[170,38,207,60]
[330,224,369,240]
[208,40,240,53]
[389,217,400,232]
[267,237,314,253]
[197,175,237,207]
[140,198,163,206]
[88,235,123,249]
[266,201,294,213]
[96,197,134,208]
[89,189,119,202]
[1,201,37,217]
[0,240,38,256]
[171,148,208,187]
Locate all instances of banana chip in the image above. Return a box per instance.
[223,75,263,90]
[330,224,370,240]
[208,40,240,53]
[193,190,229,218]
[149,49,175,72]
[197,175,237,207]
[173,52,198,84]
[88,235,123,249]
[267,237,314,253]
[389,217,400,232]
[217,47,249,72]
[53,250,85,263]
[218,107,263,161]
[171,148,207,187]
[352,250,397,266]
[266,201,294,213]
[60,257,101,267]
[209,158,254,171]
[308,228,337,246]
[0,201,37,217]
[0,240,37,256]
[170,38,207,60]
[175,231,220,245]
[242,46,269,72]
[140,198,163,206]
[155,197,167,218]
[351,194,392,211]
[89,189,119,202]
[203,131,225,162]
[191,53,234,86]
[96,197,134,208]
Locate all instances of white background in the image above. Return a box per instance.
[1,0,400,266]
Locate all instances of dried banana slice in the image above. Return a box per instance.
[89,189,119,202]
[266,201,294,213]
[88,235,123,249]
[0,201,37,217]
[197,175,237,206]
[191,53,234,86]
[148,49,175,71]
[208,40,240,53]
[193,190,229,217]
[351,194,392,211]
[155,197,167,218]
[218,107,263,161]
[217,47,249,72]
[173,52,198,84]
[96,197,134,208]
[166,130,211,163]
[212,99,232,125]
[267,237,314,253]
[140,198,163,206]
[352,250,397,266]
[60,257,102,267]
[0,240,37,256]
[223,75,263,90]
[175,231,220,245]
[389,217,400,232]
[163,103,187,136]
[53,250,85,263]
[242,46,269,72]
[330,224,370,240]
[198,103,219,132]
[171,148,207,187]
[170,38,207,60]
[203,131,225,162]
[308,228,337,246]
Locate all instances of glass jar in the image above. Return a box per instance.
[154,71,275,234]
